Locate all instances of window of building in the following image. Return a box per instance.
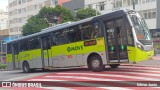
[34,5,38,10]
[114,0,122,8]
[9,20,12,24]
[139,9,156,19]
[18,0,21,4]
[18,18,22,23]
[99,2,105,11]
[27,5,33,11]
[22,0,26,3]
[148,10,152,19]
[27,0,32,2]
[19,27,22,31]
[143,10,148,19]
[39,3,43,9]
[18,9,21,14]
[134,0,138,4]
[52,0,58,5]
[22,8,26,13]
[151,9,156,18]
[9,3,13,7]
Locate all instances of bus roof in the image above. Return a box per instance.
[6,9,132,44]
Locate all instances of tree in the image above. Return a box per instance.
[76,7,100,20]
[22,5,74,36]
[38,5,74,24]
[22,16,48,36]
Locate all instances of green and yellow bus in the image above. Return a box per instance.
[6,9,154,72]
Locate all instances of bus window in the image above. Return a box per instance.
[91,22,101,39]
[7,43,12,54]
[82,22,101,40]
[126,22,134,45]
[20,39,29,51]
[30,37,40,50]
[55,29,69,45]
[81,22,92,40]
[66,25,82,43]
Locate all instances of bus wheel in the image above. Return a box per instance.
[89,55,103,72]
[22,62,30,73]
[109,64,120,68]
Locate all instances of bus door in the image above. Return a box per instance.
[12,43,20,69]
[41,36,53,68]
[105,18,129,63]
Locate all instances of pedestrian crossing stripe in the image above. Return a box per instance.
[3,64,160,90]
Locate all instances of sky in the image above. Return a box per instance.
[0,0,8,11]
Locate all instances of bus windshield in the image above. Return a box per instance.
[129,14,151,41]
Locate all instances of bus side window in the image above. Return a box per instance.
[55,29,69,45]
[52,33,56,46]
[126,23,134,46]
[20,39,29,52]
[66,25,82,43]
[127,29,134,45]
[7,43,12,54]
[30,37,40,49]
[91,22,101,39]
[81,22,93,40]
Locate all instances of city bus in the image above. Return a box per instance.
[6,9,154,72]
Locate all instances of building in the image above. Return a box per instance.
[0,10,9,63]
[63,0,113,15]
[0,10,8,30]
[113,0,157,30]
[8,0,69,38]
[0,29,9,63]
[63,0,158,30]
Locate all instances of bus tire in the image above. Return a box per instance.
[89,55,103,72]
[22,62,31,73]
[109,64,120,68]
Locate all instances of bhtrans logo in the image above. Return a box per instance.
[1,82,42,87]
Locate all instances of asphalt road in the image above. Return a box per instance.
[0,57,159,81]
[0,70,49,81]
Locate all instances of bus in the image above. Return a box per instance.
[6,9,154,72]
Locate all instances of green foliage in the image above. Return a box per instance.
[76,7,100,20]
[22,16,48,36]
[22,5,74,36]
[0,64,7,70]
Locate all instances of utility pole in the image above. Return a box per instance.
[133,0,135,10]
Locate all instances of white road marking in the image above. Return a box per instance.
[56,73,160,81]
[5,73,45,81]
[29,79,132,90]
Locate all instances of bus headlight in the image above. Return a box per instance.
[137,43,144,51]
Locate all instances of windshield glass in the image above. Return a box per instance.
[129,13,151,41]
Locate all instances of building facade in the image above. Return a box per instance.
[0,10,9,63]
[0,10,8,30]
[8,0,68,38]
[63,0,113,15]
[113,0,157,30]
[63,0,158,30]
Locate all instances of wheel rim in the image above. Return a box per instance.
[92,59,100,68]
